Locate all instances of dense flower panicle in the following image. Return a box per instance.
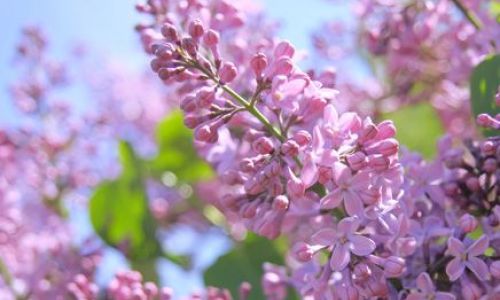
[67,271,252,300]
[1,0,499,298]
[393,133,500,299]
[135,0,493,298]
[0,27,201,299]
[312,0,499,137]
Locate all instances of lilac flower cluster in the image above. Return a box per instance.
[136,0,499,298]
[68,271,252,300]
[312,0,499,137]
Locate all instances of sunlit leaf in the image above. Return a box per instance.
[148,110,213,182]
[382,103,444,159]
[470,54,500,137]
[204,233,298,300]
[89,141,161,262]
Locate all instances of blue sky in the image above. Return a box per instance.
[0,0,350,297]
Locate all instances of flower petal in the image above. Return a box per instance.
[349,235,375,256]
[337,217,359,234]
[323,104,338,124]
[465,257,490,281]
[416,272,435,293]
[333,162,352,185]
[311,229,336,247]
[280,78,307,96]
[320,189,343,210]
[301,160,318,188]
[446,237,465,257]
[467,235,489,257]
[446,257,465,282]
[344,191,364,217]
[435,292,456,300]
[405,293,426,300]
[330,243,350,271]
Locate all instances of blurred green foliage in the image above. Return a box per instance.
[89,111,213,280]
[470,54,500,137]
[147,111,213,182]
[90,141,161,262]
[204,233,295,299]
[382,102,444,159]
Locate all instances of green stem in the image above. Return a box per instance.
[220,84,285,142]
[0,257,24,300]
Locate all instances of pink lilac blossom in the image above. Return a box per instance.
[67,270,252,300]
[312,0,499,137]
[136,0,500,298]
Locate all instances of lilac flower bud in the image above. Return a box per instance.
[458,214,477,233]
[347,152,367,171]
[287,172,305,198]
[358,121,378,144]
[131,289,146,300]
[465,177,481,192]
[239,282,252,300]
[250,53,268,77]
[150,58,166,72]
[281,140,299,157]
[253,137,274,154]
[481,141,495,156]
[240,158,255,173]
[269,57,293,77]
[180,95,197,112]
[194,121,219,143]
[270,180,284,196]
[363,277,389,297]
[443,182,459,196]
[376,120,396,140]
[359,186,381,205]
[203,29,219,47]
[240,201,260,218]
[339,283,359,300]
[160,287,173,300]
[196,88,215,108]
[144,282,158,297]
[397,237,417,256]
[188,19,204,39]
[490,261,500,279]
[293,130,312,146]
[154,44,174,60]
[368,154,389,171]
[262,272,285,298]
[383,256,406,278]
[477,113,500,129]
[257,216,281,239]
[273,41,295,58]
[460,279,483,300]
[181,37,198,57]
[316,166,332,185]
[367,139,399,156]
[353,263,372,282]
[219,61,237,84]
[273,195,289,211]
[245,176,266,195]
[161,23,179,42]
[292,242,314,262]
[183,114,209,129]
[158,68,172,80]
[483,158,497,173]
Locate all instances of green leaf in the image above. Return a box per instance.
[490,2,500,23]
[147,111,213,182]
[89,141,161,261]
[204,234,296,300]
[382,102,444,159]
[470,54,500,137]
